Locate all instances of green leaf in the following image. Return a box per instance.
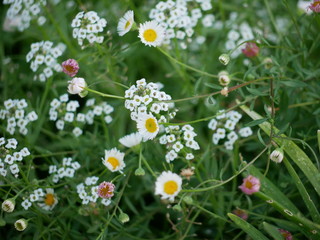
[238,100,320,197]
[244,118,268,127]
[227,213,269,240]
[280,80,308,88]
[263,222,284,239]
[246,87,269,96]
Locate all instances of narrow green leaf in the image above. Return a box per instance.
[227,213,269,240]
[238,101,320,197]
[263,222,284,239]
[283,158,320,223]
[318,130,320,154]
[246,87,269,96]
[244,118,268,128]
[280,80,308,88]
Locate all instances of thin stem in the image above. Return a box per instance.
[141,155,156,178]
[85,87,125,100]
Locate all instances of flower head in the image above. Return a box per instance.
[155,171,182,201]
[138,20,165,47]
[219,54,230,65]
[97,181,115,199]
[2,198,15,212]
[62,59,79,77]
[119,132,142,148]
[239,175,260,195]
[117,10,134,36]
[38,188,58,211]
[242,42,259,58]
[137,113,159,141]
[270,148,284,163]
[102,148,125,172]
[278,229,293,240]
[14,218,28,231]
[68,77,87,96]
[309,1,320,12]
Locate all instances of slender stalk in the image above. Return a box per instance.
[85,87,125,99]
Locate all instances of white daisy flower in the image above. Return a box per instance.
[119,132,142,148]
[102,148,125,172]
[137,113,159,141]
[117,10,134,36]
[38,188,58,211]
[155,171,182,202]
[138,20,165,47]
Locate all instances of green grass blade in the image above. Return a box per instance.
[262,222,284,239]
[283,158,320,223]
[238,101,320,197]
[227,213,269,240]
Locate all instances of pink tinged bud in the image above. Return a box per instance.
[278,229,293,240]
[62,59,79,77]
[239,175,261,195]
[309,1,320,12]
[97,181,115,199]
[242,42,259,58]
[232,209,248,221]
[68,77,86,95]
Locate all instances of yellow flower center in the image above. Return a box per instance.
[45,193,55,206]
[245,180,253,189]
[125,20,131,29]
[143,29,157,42]
[145,118,158,133]
[107,157,120,170]
[164,180,178,195]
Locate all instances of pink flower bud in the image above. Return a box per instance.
[278,229,293,240]
[239,175,260,195]
[242,42,259,58]
[62,59,79,77]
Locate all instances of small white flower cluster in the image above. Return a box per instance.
[159,125,199,163]
[71,11,107,47]
[49,94,114,137]
[3,0,47,32]
[208,110,253,150]
[48,157,81,183]
[76,176,110,206]
[124,78,176,123]
[26,41,66,82]
[149,0,213,49]
[21,188,58,211]
[0,137,30,178]
[0,99,38,135]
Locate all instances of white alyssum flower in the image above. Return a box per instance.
[155,171,182,201]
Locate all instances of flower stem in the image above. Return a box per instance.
[85,87,125,99]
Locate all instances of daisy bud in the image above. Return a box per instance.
[239,175,260,195]
[134,167,145,176]
[309,1,320,12]
[172,204,182,212]
[270,148,284,163]
[182,196,193,205]
[67,77,87,97]
[232,209,248,221]
[219,54,230,65]
[220,87,229,97]
[14,218,28,231]
[278,229,293,240]
[263,57,273,69]
[218,71,230,86]
[118,212,130,223]
[2,198,15,212]
[62,59,79,77]
[242,42,259,58]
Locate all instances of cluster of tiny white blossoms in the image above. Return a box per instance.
[49,94,114,137]
[71,11,107,47]
[159,125,199,163]
[0,99,38,135]
[48,157,81,183]
[124,78,177,141]
[21,188,58,211]
[26,41,65,82]
[148,0,213,49]
[3,0,47,32]
[0,137,30,178]
[208,110,253,150]
[76,176,111,206]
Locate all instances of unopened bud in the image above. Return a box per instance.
[2,198,15,213]
[182,196,193,205]
[14,218,28,231]
[218,71,230,86]
[118,212,130,223]
[220,87,229,97]
[219,54,230,65]
[134,167,145,176]
[270,148,284,163]
[172,204,182,212]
